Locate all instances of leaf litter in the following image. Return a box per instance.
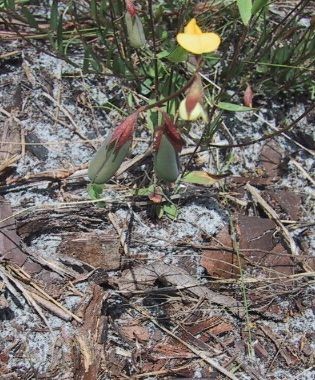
[0,36,314,380]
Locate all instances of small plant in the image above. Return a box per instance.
[87,12,222,204]
[1,0,313,215]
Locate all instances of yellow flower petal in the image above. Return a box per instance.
[184,18,202,35]
[176,32,220,54]
[179,99,189,120]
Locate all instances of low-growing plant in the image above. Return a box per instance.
[1,0,314,217]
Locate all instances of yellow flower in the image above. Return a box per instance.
[176,18,220,55]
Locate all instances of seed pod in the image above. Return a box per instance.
[125,12,146,49]
[125,0,137,16]
[154,113,184,182]
[154,134,180,182]
[178,74,208,122]
[88,112,138,184]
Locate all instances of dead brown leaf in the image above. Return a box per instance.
[117,262,244,318]
[119,320,150,343]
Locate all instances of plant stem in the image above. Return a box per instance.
[148,0,159,99]
[140,56,203,113]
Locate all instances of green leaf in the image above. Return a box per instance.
[56,13,63,52]
[21,6,38,28]
[203,54,220,66]
[181,171,224,186]
[83,49,90,72]
[163,203,178,220]
[217,102,253,112]
[236,0,252,26]
[90,0,97,19]
[167,45,188,63]
[87,183,104,199]
[50,0,59,31]
[146,110,162,132]
[3,0,15,10]
[252,0,268,15]
[156,50,169,59]
[134,185,155,196]
[112,56,126,76]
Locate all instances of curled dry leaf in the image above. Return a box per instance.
[117,262,244,318]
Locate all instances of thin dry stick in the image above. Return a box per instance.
[108,211,130,256]
[9,265,82,323]
[245,183,298,256]
[132,305,239,380]
[0,265,52,331]
[29,291,72,322]
[134,362,200,378]
[202,74,315,155]
[290,158,315,186]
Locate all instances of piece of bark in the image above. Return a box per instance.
[259,141,283,183]
[73,284,106,380]
[238,215,276,252]
[201,227,242,278]
[238,215,295,278]
[262,190,301,220]
[57,232,121,270]
[259,324,300,366]
[0,116,21,172]
[21,259,42,275]
[228,141,283,188]
[118,320,150,343]
[253,341,269,359]
[25,131,49,160]
[0,198,27,267]
[187,316,234,336]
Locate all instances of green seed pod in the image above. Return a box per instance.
[154,135,180,182]
[88,140,132,184]
[125,12,146,49]
[88,111,138,184]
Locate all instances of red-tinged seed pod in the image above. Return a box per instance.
[244,83,254,108]
[125,0,137,16]
[178,74,208,122]
[125,12,146,49]
[88,111,139,184]
[154,134,180,182]
[153,113,184,182]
